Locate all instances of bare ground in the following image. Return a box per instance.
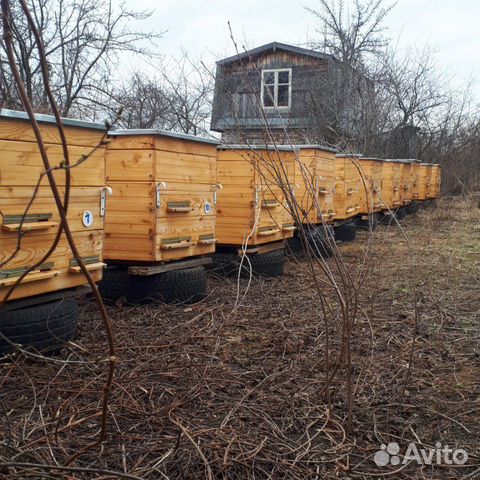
[1,196,479,479]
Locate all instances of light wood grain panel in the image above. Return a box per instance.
[0,140,105,187]
[0,186,104,234]
[0,268,102,302]
[105,149,154,182]
[155,137,217,157]
[0,119,106,147]
[156,152,216,184]
[107,135,155,150]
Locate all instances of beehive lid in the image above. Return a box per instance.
[296,144,339,153]
[0,108,107,131]
[218,144,296,151]
[335,153,363,158]
[388,158,420,163]
[111,128,221,145]
[385,159,414,163]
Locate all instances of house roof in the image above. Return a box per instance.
[217,41,333,65]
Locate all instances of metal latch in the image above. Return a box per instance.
[100,186,113,217]
[213,183,223,206]
[156,182,167,208]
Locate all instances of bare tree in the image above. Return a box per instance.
[307,0,395,67]
[115,52,214,136]
[0,0,162,118]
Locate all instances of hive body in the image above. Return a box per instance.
[295,147,336,224]
[0,111,107,301]
[216,147,296,246]
[104,131,218,262]
[357,158,384,215]
[333,155,361,221]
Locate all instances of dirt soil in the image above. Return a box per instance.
[1,196,479,479]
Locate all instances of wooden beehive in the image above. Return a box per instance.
[427,164,441,199]
[104,130,219,263]
[216,146,296,246]
[0,109,107,302]
[410,161,422,201]
[296,146,337,224]
[357,158,384,215]
[380,160,402,210]
[417,163,432,201]
[399,160,414,205]
[333,154,361,221]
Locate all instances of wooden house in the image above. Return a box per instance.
[104,130,219,263]
[211,42,370,146]
[357,158,384,215]
[216,146,296,247]
[333,154,361,223]
[0,109,107,302]
[295,145,337,224]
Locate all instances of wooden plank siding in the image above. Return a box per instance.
[426,164,441,199]
[417,164,432,201]
[399,162,413,205]
[295,147,336,224]
[0,114,107,302]
[410,162,421,201]
[357,159,384,215]
[333,155,361,221]
[379,161,402,211]
[216,148,296,246]
[430,164,442,198]
[104,132,218,263]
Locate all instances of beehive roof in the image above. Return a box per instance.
[110,128,220,145]
[0,108,106,131]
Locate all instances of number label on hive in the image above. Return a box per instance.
[82,210,94,228]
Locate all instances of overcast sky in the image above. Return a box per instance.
[126,0,480,98]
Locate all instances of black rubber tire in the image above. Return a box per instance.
[355,214,379,231]
[210,252,237,275]
[0,297,78,356]
[287,226,334,258]
[99,265,207,304]
[154,267,207,304]
[239,249,285,277]
[98,266,130,302]
[380,212,394,225]
[335,222,357,242]
[287,235,304,254]
[395,207,407,221]
[309,226,335,257]
[405,202,419,215]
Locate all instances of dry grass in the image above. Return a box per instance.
[1,196,479,479]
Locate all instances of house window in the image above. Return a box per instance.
[261,68,291,109]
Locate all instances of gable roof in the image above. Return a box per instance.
[217,41,333,65]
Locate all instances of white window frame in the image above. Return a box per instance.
[261,68,292,110]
